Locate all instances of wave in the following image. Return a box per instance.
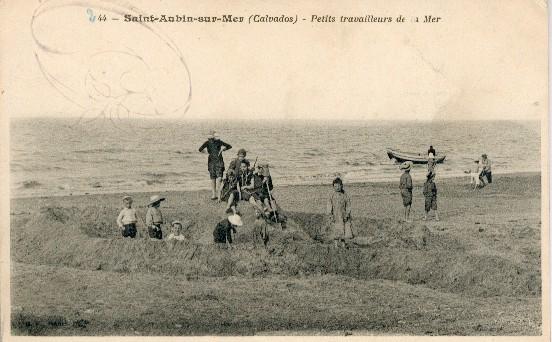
[20,180,42,189]
[74,148,126,154]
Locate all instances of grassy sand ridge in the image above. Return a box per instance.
[10,173,542,335]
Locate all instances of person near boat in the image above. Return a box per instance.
[428,145,436,156]
[480,154,492,185]
[399,161,413,222]
[423,171,439,221]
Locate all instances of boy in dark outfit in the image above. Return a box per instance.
[199,130,232,201]
[399,161,413,222]
[423,172,439,221]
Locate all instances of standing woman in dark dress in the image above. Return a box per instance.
[199,130,232,200]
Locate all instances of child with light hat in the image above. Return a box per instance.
[213,214,243,248]
[146,195,165,239]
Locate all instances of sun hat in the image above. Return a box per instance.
[208,130,219,138]
[399,161,412,170]
[171,220,182,226]
[482,153,487,158]
[237,148,247,157]
[148,195,165,206]
[122,195,132,201]
[228,214,243,226]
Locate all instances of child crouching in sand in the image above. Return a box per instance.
[166,221,188,241]
[327,177,354,248]
[213,214,243,249]
[146,195,165,240]
[423,172,439,221]
[116,196,138,238]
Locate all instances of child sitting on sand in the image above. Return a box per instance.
[423,172,439,221]
[166,220,187,241]
[213,214,243,248]
[221,169,239,213]
[146,195,165,240]
[116,196,138,238]
[399,161,413,222]
[327,177,354,248]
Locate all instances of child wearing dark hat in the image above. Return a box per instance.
[146,195,165,239]
[423,172,439,221]
[399,161,413,222]
[228,148,250,177]
[116,196,138,238]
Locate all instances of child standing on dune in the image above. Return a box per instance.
[116,196,138,238]
[327,177,354,248]
[146,195,165,240]
[423,172,439,221]
[399,161,413,222]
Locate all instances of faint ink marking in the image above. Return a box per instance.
[86,8,96,22]
[31,0,193,131]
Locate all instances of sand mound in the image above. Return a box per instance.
[11,205,541,298]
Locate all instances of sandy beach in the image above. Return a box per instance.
[10,172,542,335]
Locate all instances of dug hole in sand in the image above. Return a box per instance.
[12,202,540,298]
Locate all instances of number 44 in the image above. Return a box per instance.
[98,14,107,21]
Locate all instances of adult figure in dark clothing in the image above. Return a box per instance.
[428,145,436,156]
[199,130,232,200]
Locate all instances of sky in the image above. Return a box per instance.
[0,0,547,121]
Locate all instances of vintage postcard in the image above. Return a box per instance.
[0,0,549,340]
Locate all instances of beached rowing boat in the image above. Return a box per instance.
[386,148,446,164]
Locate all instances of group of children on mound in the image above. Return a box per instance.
[116,195,188,241]
[399,151,439,223]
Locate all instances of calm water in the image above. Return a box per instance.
[10,118,541,198]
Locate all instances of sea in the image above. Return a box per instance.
[10,118,541,198]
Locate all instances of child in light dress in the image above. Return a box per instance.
[326,177,354,248]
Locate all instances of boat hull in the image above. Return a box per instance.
[386,149,446,164]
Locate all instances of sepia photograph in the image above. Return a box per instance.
[1,0,549,339]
